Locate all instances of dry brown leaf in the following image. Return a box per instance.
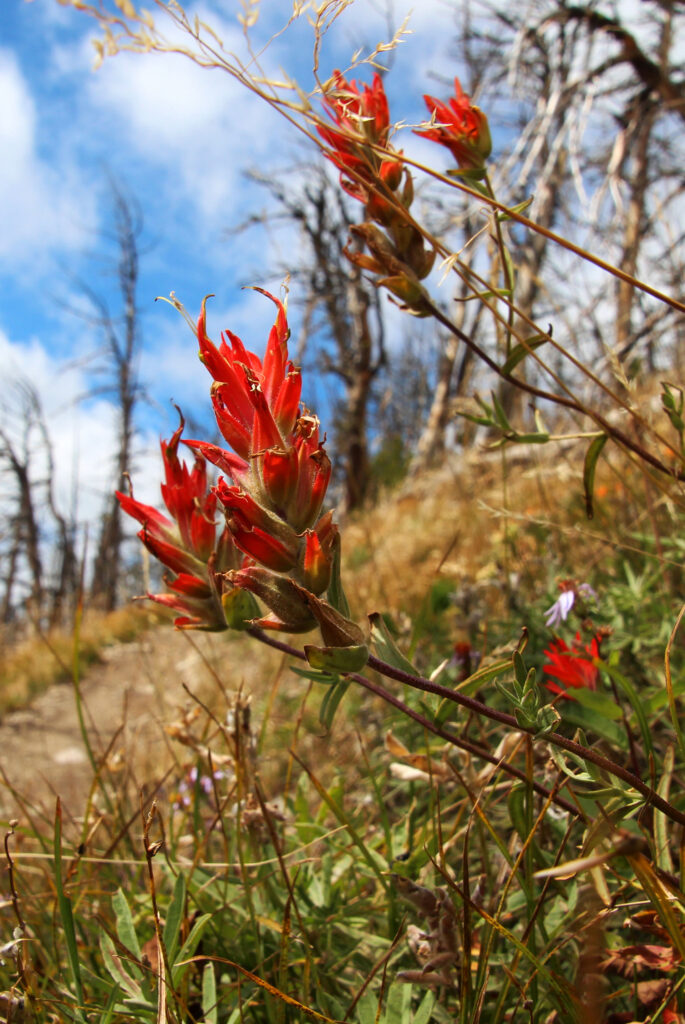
[601,943,680,977]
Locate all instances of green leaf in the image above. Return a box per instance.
[557,700,627,748]
[599,658,653,757]
[459,411,493,427]
[222,587,260,629]
[535,704,561,734]
[162,870,186,966]
[583,433,608,519]
[98,983,125,1024]
[305,643,369,673]
[496,196,534,222]
[112,888,143,963]
[513,651,526,688]
[319,678,351,729]
[548,747,600,784]
[413,991,436,1024]
[202,961,218,1024]
[385,981,413,1024]
[369,612,417,675]
[53,800,88,1022]
[655,745,676,875]
[570,686,623,721]
[435,658,512,724]
[356,989,379,1024]
[99,932,145,1002]
[508,786,528,844]
[171,912,213,988]
[446,166,488,184]
[490,391,513,432]
[502,244,517,295]
[463,288,513,301]
[514,707,538,731]
[290,665,339,685]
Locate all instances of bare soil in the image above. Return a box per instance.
[0,626,275,820]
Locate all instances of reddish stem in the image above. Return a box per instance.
[248,627,685,827]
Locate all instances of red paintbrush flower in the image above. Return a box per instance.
[198,294,333,537]
[197,293,338,627]
[121,290,346,637]
[116,414,244,629]
[318,70,403,202]
[198,291,302,464]
[544,632,602,699]
[416,77,491,172]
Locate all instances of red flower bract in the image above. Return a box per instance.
[319,70,390,152]
[120,290,340,636]
[196,292,338,629]
[198,291,301,462]
[416,77,492,172]
[318,70,402,202]
[543,632,602,699]
[116,414,242,630]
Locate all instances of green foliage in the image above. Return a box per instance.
[369,435,411,496]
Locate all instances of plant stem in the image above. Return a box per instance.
[247,627,685,829]
[248,627,576,817]
[365,652,685,829]
[422,293,683,481]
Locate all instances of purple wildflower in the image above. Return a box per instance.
[544,581,597,628]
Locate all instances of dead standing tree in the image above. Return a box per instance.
[500,0,683,387]
[0,382,45,623]
[0,380,78,628]
[416,0,684,454]
[71,185,145,610]
[242,165,386,511]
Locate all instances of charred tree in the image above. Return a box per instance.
[68,184,145,610]
[241,166,387,511]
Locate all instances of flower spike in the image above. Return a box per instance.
[121,289,349,642]
[416,77,492,173]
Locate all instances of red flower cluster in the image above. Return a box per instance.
[119,291,341,635]
[317,70,402,203]
[416,77,492,173]
[116,415,241,629]
[543,632,601,699]
[318,71,435,307]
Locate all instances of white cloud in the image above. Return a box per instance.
[0,327,163,525]
[85,39,284,220]
[0,48,94,269]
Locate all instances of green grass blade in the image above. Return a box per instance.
[202,961,218,1024]
[162,870,186,966]
[112,888,143,963]
[53,799,88,1022]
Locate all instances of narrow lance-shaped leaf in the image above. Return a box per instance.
[369,611,418,675]
[583,433,608,519]
[501,331,548,376]
[54,799,87,1022]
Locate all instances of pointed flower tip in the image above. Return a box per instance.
[197,293,216,338]
[418,77,491,171]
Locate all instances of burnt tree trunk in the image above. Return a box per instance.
[90,187,142,610]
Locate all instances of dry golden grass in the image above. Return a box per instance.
[0,603,166,714]
[341,441,681,653]
[343,449,562,611]
[1,442,679,719]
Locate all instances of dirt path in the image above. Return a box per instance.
[0,627,275,819]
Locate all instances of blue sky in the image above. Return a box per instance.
[3,0,680,539]
[1,0,457,522]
